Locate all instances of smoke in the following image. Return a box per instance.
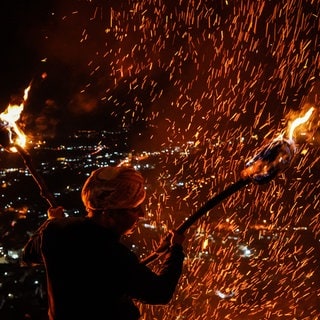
[27,99,60,139]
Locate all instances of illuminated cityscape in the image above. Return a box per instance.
[0,128,319,319]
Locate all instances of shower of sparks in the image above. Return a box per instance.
[7,0,320,319]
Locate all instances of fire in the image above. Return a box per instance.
[242,106,315,184]
[288,106,315,140]
[0,86,30,151]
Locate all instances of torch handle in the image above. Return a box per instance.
[14,145,58,208]
[176,178,251,233]
[141,178,251,265]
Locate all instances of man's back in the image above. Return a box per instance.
[25,217,141,320]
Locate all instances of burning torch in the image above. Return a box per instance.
[0,87,58,208]
[141,107,315,265]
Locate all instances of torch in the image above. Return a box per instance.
[141,107,314,265]
[13,144,58,208]
[0,89,58,208]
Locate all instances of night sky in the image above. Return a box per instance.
[0,0,320,319]
[1,0,319,142]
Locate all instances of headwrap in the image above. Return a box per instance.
[81,166,146,211]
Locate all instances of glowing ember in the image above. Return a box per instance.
[242,138,295,184]
[0,86,30,151]
[242,107,315,184]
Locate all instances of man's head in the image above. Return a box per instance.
[82,166,146,211]
[81,166,146,234]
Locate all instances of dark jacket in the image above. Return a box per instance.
[22,217,185,320]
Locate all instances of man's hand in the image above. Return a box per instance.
[47,206,65,219]
[155,230,185,254]
[170,230,185,246]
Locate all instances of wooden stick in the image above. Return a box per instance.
[14,144,58,208]
[141,178,251,265]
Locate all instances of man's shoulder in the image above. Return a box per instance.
[43,217,95,239]
[46,216,86,229]
[45,217,118,240]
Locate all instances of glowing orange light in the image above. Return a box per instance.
[288,106,315,140]
[0,86,30,151]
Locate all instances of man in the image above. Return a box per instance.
[22,166,185,320]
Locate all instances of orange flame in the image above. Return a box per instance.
[288,106,315,140]
[0,86,30,151]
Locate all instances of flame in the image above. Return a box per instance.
[0,86,30,151]
[288,106,315,140]
[241,106,315,183]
